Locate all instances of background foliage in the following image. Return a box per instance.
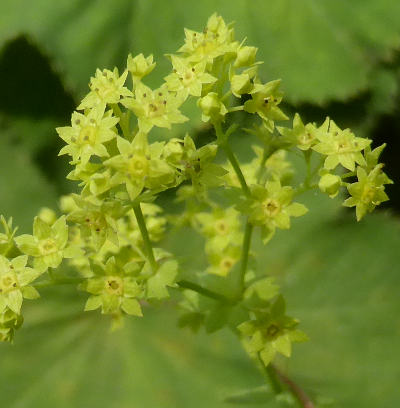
[0,1,399,406]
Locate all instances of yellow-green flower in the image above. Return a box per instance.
[178,14,238,62]
[81,257,142,316]
[244,80,288,126]
[234,45,258,68]
[206,245,242,277]
[196,207,243,251]
[240,181,308,243]
[67,194,125,251]
[197,92,228,122]
[0,216,17,257]
[127,53,156,81]
[78,68,132,110]
[105,134,175,200]
[278,113,318,151]
[121,83,188,133]
[343,164,392,221]
[57,106,118,165]
[15,216,82,273]
[0,255,40,315]
[0,308,23,343]
[238,296,308,366]
[165,56,216,97]
[312,118,371,171]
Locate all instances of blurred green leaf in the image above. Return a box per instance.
[0,137,58,231]
[0,288,263,408]
[254,193,400,407]
[1,0,399,104]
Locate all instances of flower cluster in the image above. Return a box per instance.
[0,14,391,380]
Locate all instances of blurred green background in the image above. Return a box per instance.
[0,1,399,407]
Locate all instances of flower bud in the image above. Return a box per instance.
[197,92,227,122]
[231,74,253,97]
[234,46,257,68]
[319,174,341,197]
[38,207,57,225]
[127,53,156,80]
[163,138,184,166]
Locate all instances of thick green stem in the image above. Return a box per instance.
[177,280,233,303]
[133,202,158,273]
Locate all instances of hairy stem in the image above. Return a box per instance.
[133,202,158,273]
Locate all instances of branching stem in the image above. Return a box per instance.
[176,280,234,303]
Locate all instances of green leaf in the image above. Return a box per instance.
[255,193,400,407]
[1,1,399,104]
[0,288,263,408]
[0,138,58,232]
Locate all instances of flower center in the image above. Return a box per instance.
[262,198,281,217]
[361,184,376,204]
[0,272,18,293]
[128,155,148,177]
[299,132,313,145]
[265,323,280,338]
[219,256,235,273]
[78,126,97,145]
[39,238,58,255]
[215,219,229,235]
[105,276,123,296]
